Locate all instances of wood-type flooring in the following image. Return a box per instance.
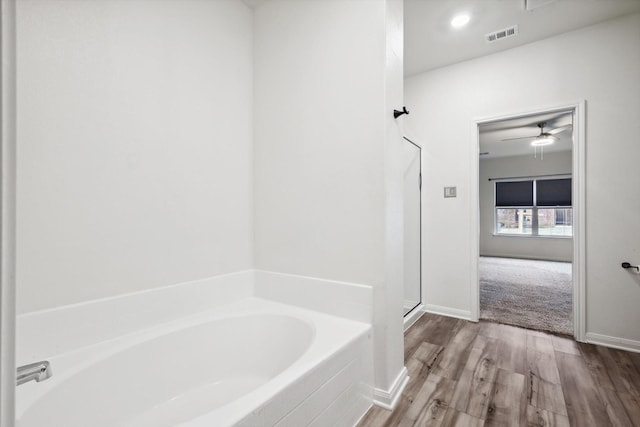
[357,313,640,427]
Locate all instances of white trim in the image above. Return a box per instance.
[470,120,480,321]
[372,366,408,410]
[572,101,587,342]
[490,233,572,240]
[471,101,587,341]
[352,403,373,427]
[0,1,17,426]
[423,304,472,321]
[585,333,640,354]
[480,253,572,263]
[403,304,424,331]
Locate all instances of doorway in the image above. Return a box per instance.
[471,103,586,339]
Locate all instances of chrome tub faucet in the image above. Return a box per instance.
[17,361,52,386]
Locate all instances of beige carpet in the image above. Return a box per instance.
[479,256,573,335]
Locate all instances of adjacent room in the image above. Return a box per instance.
[478,111,574,335]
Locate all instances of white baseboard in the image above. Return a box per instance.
[404,304,424,331]
[372,367,409,410]
[423,304,472,321]
[480,253,572,263]
[585,332,640,353]
[352,403,373,427]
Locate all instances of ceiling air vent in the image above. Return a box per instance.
[485,25,518,43]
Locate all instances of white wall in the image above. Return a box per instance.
[253,0,385,286]
[479,151,573,262]
[253,0,406,398]
[380,0,407,400]
[406,14,640,343]
[1,0,18,424]
[16,0,253,313]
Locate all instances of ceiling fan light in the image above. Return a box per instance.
[531,135,556,146]
[451,13,470,28]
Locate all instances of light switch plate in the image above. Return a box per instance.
[444,186,457,198]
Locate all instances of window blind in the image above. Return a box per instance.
[536,178,572,206]
[495,181,533,206]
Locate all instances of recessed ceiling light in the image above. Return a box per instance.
[451,13,470,29]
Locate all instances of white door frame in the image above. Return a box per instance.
[470,101,586,341]
[1,0,17,425]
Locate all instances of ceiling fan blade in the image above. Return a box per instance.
[501,135,537,141]
[548,124,573,135]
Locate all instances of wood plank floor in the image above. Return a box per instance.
[357,313,640,427]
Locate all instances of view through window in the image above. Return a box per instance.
[495,177,572,237]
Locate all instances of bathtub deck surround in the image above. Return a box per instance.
[16,272,374,427]
[17,271,254,362]
[254,270,373,324]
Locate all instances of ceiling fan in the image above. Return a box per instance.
[501,122,572,145]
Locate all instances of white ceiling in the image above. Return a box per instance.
[479,110,573,159]
[241,0,266,9]
[405,0,640,76]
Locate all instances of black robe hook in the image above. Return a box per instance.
[393,106,409,119]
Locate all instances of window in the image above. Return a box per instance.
[495,177,572,237]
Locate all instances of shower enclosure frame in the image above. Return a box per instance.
[402,136,423,328]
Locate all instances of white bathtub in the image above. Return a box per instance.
[16,296,373,427]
